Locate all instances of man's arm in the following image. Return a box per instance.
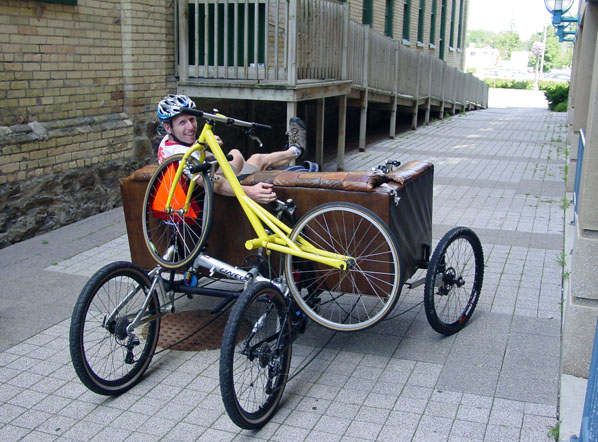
[212,176,277,204]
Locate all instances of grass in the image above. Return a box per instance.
[548,421,560,441]
[557,251,567,268]
[561,197,571,211]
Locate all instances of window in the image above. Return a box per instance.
[439,0,447,59]
[417,0,425,43]
[457,0,464,49]
[449,0,456,48]
[430,0,437,45]
[403,0,411,41]
[34,0,77,4]
[363,0,373,26]
[385,0,394,38]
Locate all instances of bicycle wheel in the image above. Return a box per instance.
[219,282,291,429]
[69,262,160,395]
[424,227,484,336]
[285,202,403,332]
[142,154,213,269]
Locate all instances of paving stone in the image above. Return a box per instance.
[0,103,569,442]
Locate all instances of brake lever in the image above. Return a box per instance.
[248,134,263,149]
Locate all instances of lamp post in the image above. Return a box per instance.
[532,40,545,90]
[544,0,579,42]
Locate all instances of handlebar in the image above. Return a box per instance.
[187,154,234,175]
[180,108,272,131]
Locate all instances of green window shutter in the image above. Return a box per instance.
[450,0,456,48]
[403,0,410,40]
[417,0,425,43]
[457,0,464,49]
[363,0,373,26]
[385,0,394,37]
[439,0,447,59]
[430,0,437,44]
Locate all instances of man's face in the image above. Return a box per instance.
[165,114,197,144]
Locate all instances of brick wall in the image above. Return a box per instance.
[0,0,175,185]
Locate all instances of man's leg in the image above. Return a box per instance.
[246,117,308,171]
[246,149,297,171]
[227,149,246,173]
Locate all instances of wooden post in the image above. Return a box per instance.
[287,0,298,86]
[425,55,432,125]
[316,98,325,169]
[178,0,189,82]
[337,95,347,171]
[341,2,349,80]
[390,40,399,139]
[286,101,297,129]
[359,28,369,152]
[440,62,446,119]
[412,52,421,130]
[452,68,458,115]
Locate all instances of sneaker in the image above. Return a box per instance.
[287,117,307,161]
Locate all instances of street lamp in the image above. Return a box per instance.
[544,0,578,26]
[544,0,578,42]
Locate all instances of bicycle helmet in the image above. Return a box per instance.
[157,94,196,123]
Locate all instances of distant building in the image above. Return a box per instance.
[465,44,500,73]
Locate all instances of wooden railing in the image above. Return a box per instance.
[176,0,488,108]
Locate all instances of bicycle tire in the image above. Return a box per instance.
[424,226,484,336]
[219,282,291,429]
[69,262,160,395]
[285,202,403,332]
[142,155,213,269]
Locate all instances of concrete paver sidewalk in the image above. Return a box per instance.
[0,94,571,441]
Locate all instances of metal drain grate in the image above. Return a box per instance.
[157,310,230,351]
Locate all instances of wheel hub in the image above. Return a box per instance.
[258,344,273,369]
[114,316,131,342]
[439,267,463,296]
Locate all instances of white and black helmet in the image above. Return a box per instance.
[157,94,196,123]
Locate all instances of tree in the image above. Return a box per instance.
[467,30,524,58]
[529,30,573,72]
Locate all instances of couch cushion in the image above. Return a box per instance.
[240,160,432,191]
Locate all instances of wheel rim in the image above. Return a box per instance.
[431,237,480,325]
[82,273,157,385]
[144,158,209,268]
[286,205,401,331]
[232,292,289,418]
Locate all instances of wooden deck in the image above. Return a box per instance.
[175,0,488,170]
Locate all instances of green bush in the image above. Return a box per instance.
[553,101,568,112]
[540,82,570,111]
[483,78,534,90]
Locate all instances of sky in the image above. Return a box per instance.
[467,0,578,40]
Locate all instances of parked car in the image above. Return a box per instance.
[543,71,571,82]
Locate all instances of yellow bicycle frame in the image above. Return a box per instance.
[163,117,350,271]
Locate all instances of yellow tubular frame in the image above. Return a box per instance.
[163,116,350,271]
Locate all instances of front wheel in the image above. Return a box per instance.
[142,155,213,270]
[219,282,291,429]
[285,202,403,332]
[69,262,160,395]
[424,227,484,336]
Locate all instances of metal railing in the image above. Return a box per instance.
[571,317,598,442]
[574,128,585,221]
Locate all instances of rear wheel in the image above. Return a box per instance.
[69,262,160,395]
[219,282,291,429]
[285,202,403,332]
[142,155,213,270]
[424,227,484,336]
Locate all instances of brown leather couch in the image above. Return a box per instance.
[120,161,434,281]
